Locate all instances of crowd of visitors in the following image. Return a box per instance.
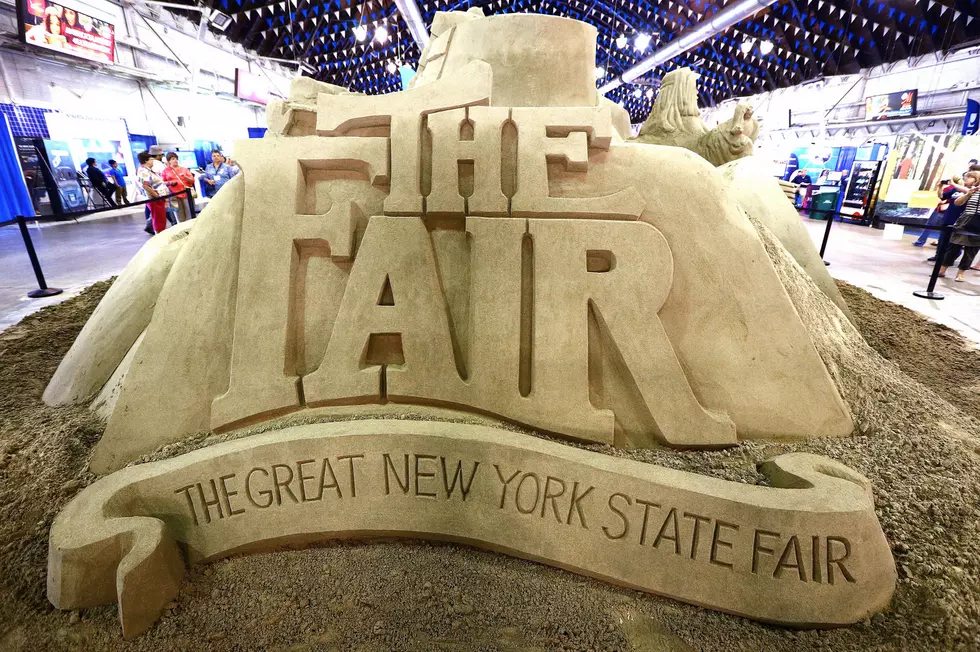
[132,147,238,234]
[913,162,980,283]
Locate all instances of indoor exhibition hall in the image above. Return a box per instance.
[0,0,978,649]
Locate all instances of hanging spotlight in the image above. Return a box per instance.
[353,24,367,41]
[633,87,642,98]
[759,39,774,54]
[645,88,654,99]
[634,33,652,51]
[616,34,628,49]
[740,38,755,54]
[375,25,389,44]
[594,65,605,79]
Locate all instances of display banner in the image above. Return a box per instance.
[41,139,87,212]
[235,69,269,105]
[19,0,115,65]
[864,90,917,121]
[963,99,979,136]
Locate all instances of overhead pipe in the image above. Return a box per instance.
[393,0,431,49]
[598,0,780,95]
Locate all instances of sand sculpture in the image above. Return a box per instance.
[635,67,759,166]
[44,11,894,638]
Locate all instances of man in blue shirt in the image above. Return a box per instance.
[107,159,128,205]
[203,149,240,197]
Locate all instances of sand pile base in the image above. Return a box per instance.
[1,252,978,650]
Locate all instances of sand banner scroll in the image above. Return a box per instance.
[48,420,896,639]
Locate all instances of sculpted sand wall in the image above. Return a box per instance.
[50,420,896,639]
[43,222,193,407]
[719,157,853,319]
[91,178,245,472]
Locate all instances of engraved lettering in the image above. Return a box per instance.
[709,520,738,569]
[752,529,780,574]
[218,473,245,516]
[603,492,631,540]
[175,484,198,525]
[683,512,711,560]
[826,536,856,584]
[440,458,480,501]
[515,473,541,515]
[565,482,594,529]
[636,498,661,546]
[493,464,521,509]
[384,453,410,495]
[541,476,566,522]
[414,454,438,498]
[653,507,680,554]
[271,464,299,505]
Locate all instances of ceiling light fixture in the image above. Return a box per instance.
[387,60,398,73]
[616,34,628,49]
[594,65,605,79]
[633,87,642,98]
[353,25,367,41]
[635,33,652,50]
[645,88,654,99]
[741,38,755,54]
[375,25,389,44]
[759,39,773,54]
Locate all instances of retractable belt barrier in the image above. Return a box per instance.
[0,189,195,300]
[914,224,955,301]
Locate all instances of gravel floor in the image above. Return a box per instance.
[1,234,979,651]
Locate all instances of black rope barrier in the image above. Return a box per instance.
[1,188,195,300]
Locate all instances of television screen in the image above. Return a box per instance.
[865,90,917,121]
[235,69,269,105]
[176,151,199,170]
[18,0,115,65]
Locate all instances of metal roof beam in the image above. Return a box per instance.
[393,0,430,49]
[598,0,780,94]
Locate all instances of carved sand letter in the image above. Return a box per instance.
[510,107,644,218]
[427,106,510,216]
[316,61,493,215]
[303,216,466,405]
[529,219,736,446]
[211,137,388,431]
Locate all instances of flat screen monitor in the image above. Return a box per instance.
[865,90,917,121]
[18,0,115,64]
[235,69,269,105]
[176,151,199,170]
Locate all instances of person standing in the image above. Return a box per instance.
[107,159,128,205]
[162,152,195,223]
[203,149,239,197]
[137,151,168,234]
[940,171,980,283]
[913,177,957,247]
[84,157,116,208]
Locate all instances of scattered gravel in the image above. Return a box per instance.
[1,232,979,651]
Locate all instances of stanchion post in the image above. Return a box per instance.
[185,187,196,218]
[15,215,63,299]
[913,224,950,300]
[819,210,835,266]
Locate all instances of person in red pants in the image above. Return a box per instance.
[137,151,168,234]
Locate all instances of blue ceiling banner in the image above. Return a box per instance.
[963,99,979,136]
[0,113,36,223]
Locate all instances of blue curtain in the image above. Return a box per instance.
[0,113,35,222]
